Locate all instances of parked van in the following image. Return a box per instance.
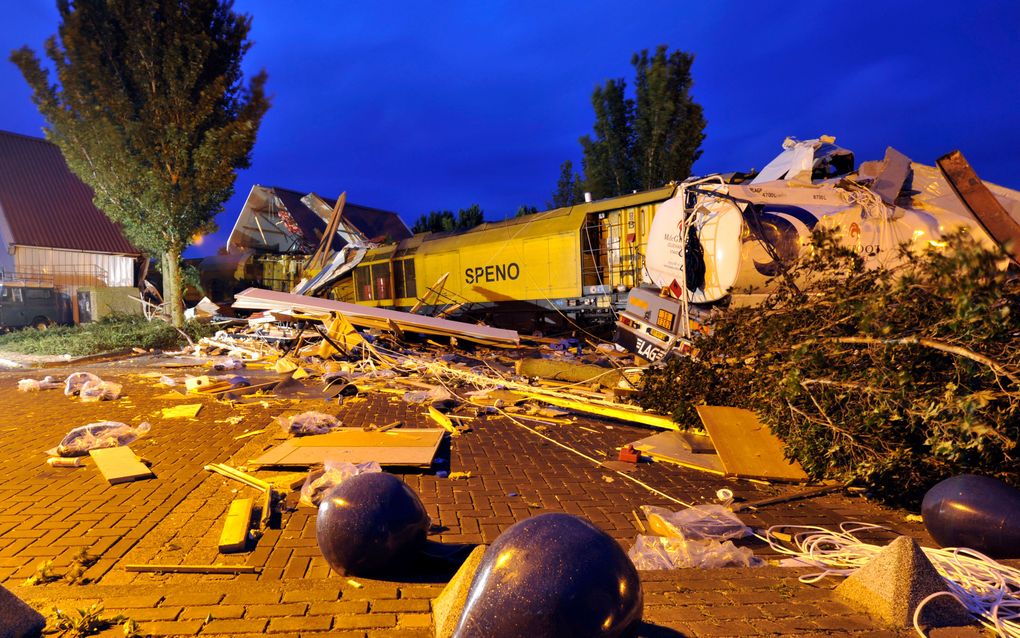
[0,282,59,330]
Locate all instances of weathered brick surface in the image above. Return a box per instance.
[0,360,965,636]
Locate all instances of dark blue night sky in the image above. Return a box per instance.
[2,1,1018,256]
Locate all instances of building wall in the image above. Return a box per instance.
[13,245,136,287]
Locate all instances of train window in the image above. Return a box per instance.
[371,263,391,299]
[25,287,52,299]
[393,259,416,299]
[354,266,373,301]
[656,309,674,331]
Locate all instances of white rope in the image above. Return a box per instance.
[757,522,1020,637]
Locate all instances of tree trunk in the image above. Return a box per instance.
[163,247,185,328]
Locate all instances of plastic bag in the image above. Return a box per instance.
[55,421,152,457]
[18,376,61,392]
[280,411,340,436]
[401,386,452,404]
[64,372,102,396]
[641,504,750,540]
[299,461,382,507]
[627,534,763,570]
[79,380,123,402]
[212,358,245,371]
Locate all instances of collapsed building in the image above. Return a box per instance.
[201,185,410,301]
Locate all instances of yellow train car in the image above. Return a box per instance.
[336,185,678,325]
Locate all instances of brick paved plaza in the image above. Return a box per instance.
[0,356,988,637]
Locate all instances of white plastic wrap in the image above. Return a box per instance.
[18,376,61,392]
[64,372,102,396]
[79,380,123,402]
[55,421,151,457]
[641,504,751,540]
[299,461,382,507]
[628,534,763,569]
[280,411,341,436]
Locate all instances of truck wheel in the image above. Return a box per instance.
[32,316,51,331]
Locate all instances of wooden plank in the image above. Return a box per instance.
[696,406,808,482]
[731,484,843,513]
[629,430,725,475]
[89,446,154,485]
[938,150,1020,265]
[218,498,254,553]
[288,428,443,448]
[428,406,459,436]
[518,393,679,431]
[125,564,258,574]
[161,404,203,419]
[249,429,443,468]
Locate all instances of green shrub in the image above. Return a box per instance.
[0,313,213,356]
[638,229,1019,507]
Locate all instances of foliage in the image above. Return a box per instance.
[46,603,129,637]
[0,313,214,356]
[548,160,585,208]
[631,47,706,191]
[411,204,485,233]
[572,45,706,201]
[11,0,269,327]
[24,560,59,586]
[515,204,539,217]
[638,229,1019,507]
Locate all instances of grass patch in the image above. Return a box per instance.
[0,313,213,356]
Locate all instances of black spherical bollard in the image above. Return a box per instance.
[921,474,1020,558]
[453,512,642,638]
[315,472,430,576]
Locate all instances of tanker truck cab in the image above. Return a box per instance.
[0,279,59,331]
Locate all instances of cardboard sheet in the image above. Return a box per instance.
[249,428,443,468]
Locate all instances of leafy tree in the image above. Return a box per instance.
[514,204,538,218]
[412,211,455,234]
[411,205,485,233]
[638,229,1019,507]
[571,45,706,200]
[580,79,634,199]
[632,47,706,190]
[11,0,269,327]
[455,204,484,230]
[548,160,585,208]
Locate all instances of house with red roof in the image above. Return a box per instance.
[0,130,141,323]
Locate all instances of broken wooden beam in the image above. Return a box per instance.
[232,288,519,346]
[218,498,254,553]
[938,149,1020,265]
[515,358,625,389]
[125,564,259,574]
[731,483,844,512]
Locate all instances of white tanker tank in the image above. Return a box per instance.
[616,137,1020,362]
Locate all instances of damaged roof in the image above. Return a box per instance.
[226,184,410,254]
[0,130,138,255]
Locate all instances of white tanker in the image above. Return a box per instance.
[616,136,1020,362]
